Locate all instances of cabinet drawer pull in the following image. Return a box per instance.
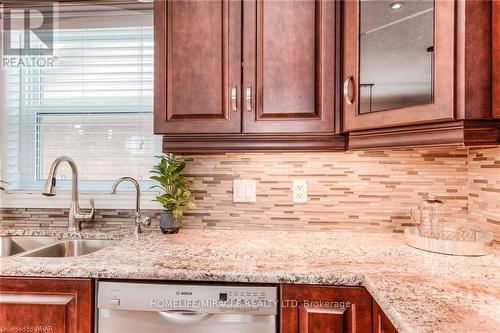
[245,87,252,112]
[231,87,237,111]
[343,76,355,105]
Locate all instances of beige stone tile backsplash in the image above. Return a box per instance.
[468,146,500,242]
[180,148,469,232]
[1,146,498,241]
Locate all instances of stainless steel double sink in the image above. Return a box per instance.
[0,236,116,258]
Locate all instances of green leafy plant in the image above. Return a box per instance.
[0,180,6,192]
[150,153,195,219]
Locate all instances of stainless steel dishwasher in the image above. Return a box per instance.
[97,281,278,333]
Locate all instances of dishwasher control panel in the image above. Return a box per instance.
[218,289,269,302]
[97,281,278,315]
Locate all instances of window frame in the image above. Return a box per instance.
[0,11,162,210]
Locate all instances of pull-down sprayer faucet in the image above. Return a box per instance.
[42,156,95,231]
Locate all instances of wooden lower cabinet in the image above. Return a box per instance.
[280,284,373,333]
[0,278,398,333]
[0,277,93,333]
[372,302,398,333]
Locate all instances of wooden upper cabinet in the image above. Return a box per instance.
[154,0,496,151]
[280,285,372,333]
[343,0,455,132]
[155,0,345,152]
[242,0,337,134]
[494,0,500,119]
[0,277,93,333]
[154,0,242,134]
[344,0,498,149]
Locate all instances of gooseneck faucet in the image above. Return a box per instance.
[111,177,151,237]
[42,156,95,231]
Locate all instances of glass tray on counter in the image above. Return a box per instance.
[404,226,493,256]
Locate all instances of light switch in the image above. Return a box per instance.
[233,180,256,203]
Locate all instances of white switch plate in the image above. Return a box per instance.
[293,180,308,203]
[233,179,256,203]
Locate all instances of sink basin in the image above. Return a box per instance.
[0,236,59,257]
[21,239,116,258]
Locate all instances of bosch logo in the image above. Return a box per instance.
[180,291,193,296]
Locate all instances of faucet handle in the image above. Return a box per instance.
[133,213,151,238]
[136,213,152,227]
[84,198,95,221]
[73,198,95,223]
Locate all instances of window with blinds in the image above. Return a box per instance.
[1,3,159,191]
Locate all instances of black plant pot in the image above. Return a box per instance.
[160,212,182,234]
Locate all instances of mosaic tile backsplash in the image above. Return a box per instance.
[1,147,498,241]
[468,146,500,241]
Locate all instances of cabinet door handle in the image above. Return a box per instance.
[343,76,355,105]
[245,87,252,112]
[231,86,237,111]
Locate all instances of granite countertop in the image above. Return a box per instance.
[0,228,499,333]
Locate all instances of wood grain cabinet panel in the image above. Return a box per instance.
[155,0,344,152]
[154,0,242,134]
[154,0,496,151]
[372,301,399,333]
[280,284,372,333]
[344,0,498,149]
[494,0,500,119]
[242,0,337,133]
[0,277,93,333]
[343,0,455,132]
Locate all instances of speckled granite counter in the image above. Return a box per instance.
[1,228,499,333]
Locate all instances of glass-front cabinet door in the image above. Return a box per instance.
[343,0,455,131]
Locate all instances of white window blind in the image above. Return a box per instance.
[1,5,160,191]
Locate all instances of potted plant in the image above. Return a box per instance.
[150,153,195,234]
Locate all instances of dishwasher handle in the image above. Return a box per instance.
[158,310,211,324]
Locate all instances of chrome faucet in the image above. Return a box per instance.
[111,177,151,237]
[42,156,95,232]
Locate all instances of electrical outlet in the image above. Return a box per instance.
[233,179,256,203]
[293,180,308,203]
